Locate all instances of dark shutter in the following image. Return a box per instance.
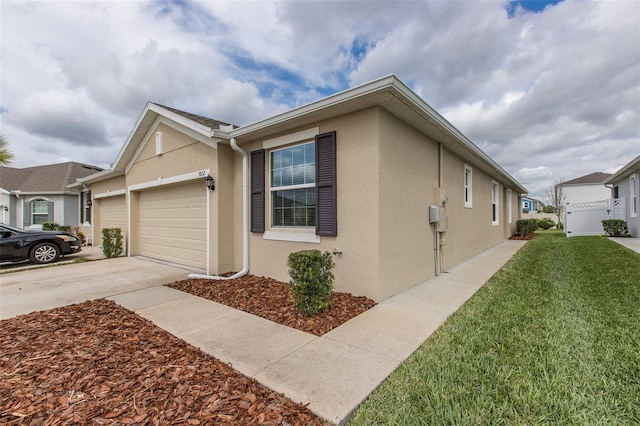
[315,131,337,236]
[47,202,54,223]
[250,149,265,233]
[24,201,31,226]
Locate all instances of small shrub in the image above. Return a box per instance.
[287,250,335,316]
[101,228,124,258]
[602,219,628,237]
[42,222,58,231]
[537,218,555,230]
[58,225,71,232]
[516,219,538,236]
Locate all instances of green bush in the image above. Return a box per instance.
[42,222,58,231]
[58,225,71,232]
[287,250,335,316]
[602,219,628,237]
[516,219,538,236]
[537,218,556,230]
[101,228,124,258]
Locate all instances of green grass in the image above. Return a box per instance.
[350,235,640,425]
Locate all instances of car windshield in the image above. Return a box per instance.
[0,224,25,233]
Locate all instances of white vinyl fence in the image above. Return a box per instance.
[565,198,626,237]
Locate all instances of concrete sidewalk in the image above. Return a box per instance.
[108,239,527,425]
[609,237,640,255]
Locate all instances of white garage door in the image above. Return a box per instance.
[99,196,126,248]
[138,184,206,270]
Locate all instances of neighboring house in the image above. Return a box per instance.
[604,154,640,237]
[559,172,612,205]
[79,75,527,302]
[522,196,543,213]
[0,162,103,234]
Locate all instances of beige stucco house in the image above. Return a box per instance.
[78,75,527,302]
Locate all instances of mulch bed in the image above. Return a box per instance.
[509,232,538,240]
[0,300,327,425]
[169,275,377,336]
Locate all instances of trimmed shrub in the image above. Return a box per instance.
[101,228,124,258]
[538,218,556,230]
[602,219,628,237]
[516,219,538,236]
[42,222,58,231]
[58,225,71,232]
[287,250,335,316]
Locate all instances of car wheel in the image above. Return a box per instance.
[30,243,60,264]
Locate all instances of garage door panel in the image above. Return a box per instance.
[99,196,126,248]
[138,184,206,270]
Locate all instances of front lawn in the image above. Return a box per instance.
[350,234,640,424]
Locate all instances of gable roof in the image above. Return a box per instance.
[0,162,103,193]
[561,172,612,186]
[79,75,527,194]
[604,154,640,184]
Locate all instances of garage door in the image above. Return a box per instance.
[138,184,206,270]
[99,196,126,248]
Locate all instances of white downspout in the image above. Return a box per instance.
[188,137,249,280]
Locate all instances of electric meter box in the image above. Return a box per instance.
[429,205,440,223]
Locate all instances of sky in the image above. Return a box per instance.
[1,0,639,201]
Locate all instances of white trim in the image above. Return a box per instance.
[507,189,512,224]
[464,164,473,208]
[492,180,500,226]
[26,196,50,202]
[94,189,126,199]
[631,174,638,218]
[205,185,210,274]
[264,230,320,244]
[155,131,163,155]
[128,169,210,192]
[263,127,319,149]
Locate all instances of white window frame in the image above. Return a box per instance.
[268,141,316,230]
[464,164,473,208]
[507,189,512,224]
[31,199,49,225]
[491,180,499,226]
[631,174,638,218]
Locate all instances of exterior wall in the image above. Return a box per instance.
[91,176,126,247]
[563,184,610,205]
[439,149,516,270]
[377,109,438,300]
[612,172,639,237]
[238,107,383,299]
[62,194,79,227]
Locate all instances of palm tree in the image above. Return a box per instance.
[0,133,14,165]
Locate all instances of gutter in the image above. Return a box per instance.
[188,137,249,280]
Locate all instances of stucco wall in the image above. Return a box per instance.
[377,109,438,300]
[237,107,383,299]
[563,184,610,204]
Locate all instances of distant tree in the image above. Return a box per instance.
[0,133,14,165]
[545,178,567,228]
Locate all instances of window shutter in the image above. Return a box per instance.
[315,131,337,236]
[251,149,265,233]
[24,201,31,226]
[47,202,54,223]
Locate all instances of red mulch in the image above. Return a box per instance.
[0,300,327,425]
[169,275,377,336]
[509,233,538,240]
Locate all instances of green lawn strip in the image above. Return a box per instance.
[349,235,640,425]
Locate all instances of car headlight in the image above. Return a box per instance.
[57,235,79,242]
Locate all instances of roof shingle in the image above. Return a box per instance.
[0,162,103,193]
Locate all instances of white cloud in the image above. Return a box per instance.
[0,0,637,203]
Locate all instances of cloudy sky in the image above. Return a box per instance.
[1,0,638,200]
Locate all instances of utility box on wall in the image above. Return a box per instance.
[429,205,440,223]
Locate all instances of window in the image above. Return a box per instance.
[507,189,512,223]
[81,191,91,224]
[32,200,49,225]
[464,165,472,208]
[491,181,499,226]
[251,131,336,237]
[270,142,316,228]
[614,185,619,199]
[631,175,638,218]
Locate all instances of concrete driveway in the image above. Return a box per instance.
[0,257,190,320]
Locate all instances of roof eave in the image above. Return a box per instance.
[604,154,640,184]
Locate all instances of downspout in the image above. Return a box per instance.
[188,137,249,280]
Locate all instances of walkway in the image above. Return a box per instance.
[609,237,640,255]
[108,239,528,425]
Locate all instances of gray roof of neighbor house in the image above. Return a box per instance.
[0,162,104,193]
[561,172,612,186]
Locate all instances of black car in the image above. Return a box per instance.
[0,224,82,264]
